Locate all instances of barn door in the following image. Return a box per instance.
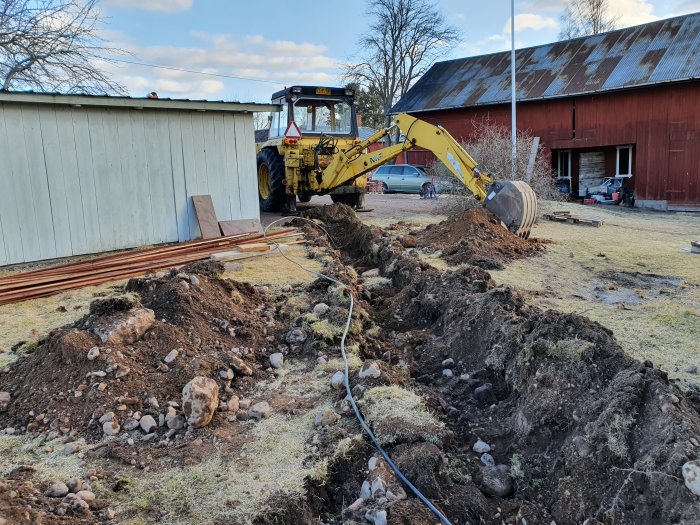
[667,135,700,209]
[578,151,606,195]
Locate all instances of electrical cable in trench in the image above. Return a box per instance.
[264,217,453,525]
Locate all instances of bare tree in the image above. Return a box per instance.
[559,0,620,39]
[0,0,126,94]
[344,0,459,137]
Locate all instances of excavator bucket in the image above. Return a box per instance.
[483,180,538,238]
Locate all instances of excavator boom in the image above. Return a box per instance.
[321,113,538,238]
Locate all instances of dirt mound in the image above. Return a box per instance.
[0,264,278,442]
[303,203,700,525]
[416,207,543,268]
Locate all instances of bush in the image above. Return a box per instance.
[427,119,563,212]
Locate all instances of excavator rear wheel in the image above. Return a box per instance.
[257,148,286,212]
[330,193,365,209]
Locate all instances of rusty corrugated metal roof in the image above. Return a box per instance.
[392,12,700,113]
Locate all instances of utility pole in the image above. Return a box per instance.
[510,0,517,180]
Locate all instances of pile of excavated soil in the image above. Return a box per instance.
[301,204,700,525]
[416,207,543,268]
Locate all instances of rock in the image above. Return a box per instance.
[166,415,186,431]
[371,477,386,498]
[67,479,85,493]
[224,262,244,272]
[285,328,307,344]
[313,303,330,316]
[366,509,387,525]
[164,349,178,364]
[682,460,700,496]
[190,275,200,287]
[55,502,70,516]
[0,392,10,412]
[182,377,219,428]
[481,464,512,497]
[473,383,496,405]
[102,508,116,520]
[76,490,95,502]
[353,483,369,506]
[46,482,69,498]
[139,415,158,433]
[685,365,699,375]
[230,356,253,376]
[70,497,90,515]
[362,268,380,277]
[219,368,234,381]
[572,435,592,458]
[147,396,159,409]
[347,497,365,512]
[358,361,381,379]
[86,347,100,361]
[114,365,130,379]
[442,369,454,378]
[103,420,120,436]
[331,371,345,390]
[481,453,495,466]
[442,358,455,367]
[269,353,284,369]
[99,412,115,424]
[64,442,83,455]
[315,409,340,427]
[122,418,139,431]
[92,308,155,346]
[249,401,272,420]
[400,235,417,248]
[459,373,471,381]
[473,439,491,454]
[281,283,292,293]
[239,398,252,410]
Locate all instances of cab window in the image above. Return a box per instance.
[269,99,287,138]
[292,98,352,135]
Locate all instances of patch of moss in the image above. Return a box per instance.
[544,339,594,360]
[606,413,635,460]
[364,276,392,290]
[310,319,345,341]
[510,453,525,479]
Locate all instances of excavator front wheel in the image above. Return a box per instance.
[330,193,365,209]
[257,148,286,212]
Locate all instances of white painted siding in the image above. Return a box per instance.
[0,103,259,265]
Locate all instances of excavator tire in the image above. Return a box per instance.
[298,194,312,203]
[330,193,365,209]
[257,148,286,212]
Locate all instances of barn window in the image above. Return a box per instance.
[557,150,571,179]
[616,145,633,176]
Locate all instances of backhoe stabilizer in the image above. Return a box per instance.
[483,180,538,238]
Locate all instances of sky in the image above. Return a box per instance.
[98,0,700,103]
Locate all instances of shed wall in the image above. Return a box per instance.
[0,103,258,265]
[407,82,700,209]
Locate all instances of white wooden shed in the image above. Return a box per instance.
[0,92,276,265]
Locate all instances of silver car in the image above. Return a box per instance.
[372,164,438,195]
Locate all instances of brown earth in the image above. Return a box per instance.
[1,204,699,525]
[415,207,544,269]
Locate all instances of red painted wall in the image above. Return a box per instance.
[407,81,700,207]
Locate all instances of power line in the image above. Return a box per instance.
[111,58,284,85]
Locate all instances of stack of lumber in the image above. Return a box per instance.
[0,229,300,306]
[544,210,604,227]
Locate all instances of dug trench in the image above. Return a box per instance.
[0,204,698,524]
[291,204,700,524]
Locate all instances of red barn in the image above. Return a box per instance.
[392,12,700,211]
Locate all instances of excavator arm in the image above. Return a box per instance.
[321,113,538,237]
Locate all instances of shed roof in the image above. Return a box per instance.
[392,12,700,114]
[0,91,278,113]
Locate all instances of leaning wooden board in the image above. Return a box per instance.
[192,195,222,239]
[219,219,262,236]
[544,213,604,227]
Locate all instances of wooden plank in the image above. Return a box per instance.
[219,219,262,236]
[192,195,221,239]
[167,112,190,242]
[212,244,291,262]
[223,113,243,219]
[237,242,270,253]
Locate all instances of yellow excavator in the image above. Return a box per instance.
[255,86,537,238]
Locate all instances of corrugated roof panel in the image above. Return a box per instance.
[392,11,700,113]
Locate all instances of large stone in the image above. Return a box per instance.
[331,371,345,390]
[269,353,284,369]
[285,328,307,344]
[481,464,512,497]
[315,409,340,427]
[682,460,700,496]
[102,420,120,436]
[139,415,158,433]
[182,377,219,428]
[0,392,10,412]
[473,439,491,454]
[92,308,155,346]
[313,303,330,316]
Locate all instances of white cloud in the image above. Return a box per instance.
[101,31,340,100]
[673,0,700,14]
[104,0,193,13]
[608,0,658,27]
[503,13,558,33]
